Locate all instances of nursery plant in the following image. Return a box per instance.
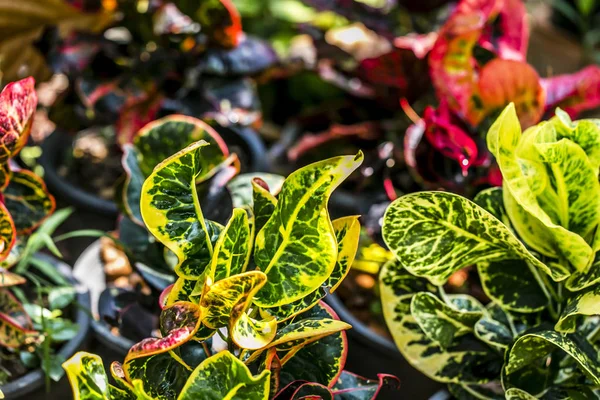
[64,140,399,398]
[97,113,249,342]
[381,103,600,398]
[0,77,83,388]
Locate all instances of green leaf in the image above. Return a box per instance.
[121,145,145,225]
[379,265,501,384]
[209,208,252,281]
[140,140,223,279]
[488,104,596,273]
[253,152,363,307]
[473,304,513,350]
[266,215,361,322]
[62,352,111,400]
[252,178,278,234]
[3,169,55,234]
[552,110,600,173]
[278,303,348,388]
[227,173,284,208]
[411,292,483,349]
[0,202,15,262]
[505,388,537,400]
[0,288,36,348]
[478,259,549,312]
[200,271,267,329]
[382,191,560,285]
[473,187,512,228]
[505,330,600,385]
[331,371,400,399]
[178,351,270,400]
[556,284,600,333]
[133,115,229,179]
[565,252,600,291]
[231,311,277,350]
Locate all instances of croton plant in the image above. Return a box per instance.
[381,103,600,398]
[0,78,83,386]
[64,140,399,398]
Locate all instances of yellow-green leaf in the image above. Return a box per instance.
[253,152,363,308]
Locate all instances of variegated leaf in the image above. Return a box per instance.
[331,371,400,399]
[227,173,284,209]
[411,292,484,349]
[473,187,511,229]
[505,330,600,386]
[109,362,137,399]
[0,288,36,348]
[3,169,55,234]
[245,304,351,365]
[178,351,270,400]
[252,178,277,234]
[505,388,536,400]
[0,77,37,190]
[488,104,597,273]
[133,115,228,179]
[120,145,145,225]
[273,381,333,400]
[253,153,363,308]
[62,352,112,400]
[231,311,277,350]
[209,208,252,281]
[382,191,559,285]
[200,271,267,329]
[140,140,223,279]
[267,215,361,322]
[551,110,600,173]
[278,302,348,388]
[380,264,501,384]
[556,285,600,333]
[123,302,201,398]
[474,304,513,351]
[478,259,549,313]
[166,277,196,306]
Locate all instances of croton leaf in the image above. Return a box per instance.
[382,191,557,285]
[265,215,361,322]
[231,311,277,350]
[209,208,252,281]
[488,104,598,274]
[475,59,544,128]
[478,259,549,313]
[200,270,267,329]
[278,302,348,388]
[411,292,484,349]
[253,152,363,308]
[182,0,242,48]
[428,12,482,122]
[3,169,55,234]
[120,145,145,225]
[0,77,37,189]
[252,178,278,234]
[473,187,511,227]
[0,288,36,348]
[110,362,137,399]
[551,110,600,173]
[244,303,351,365]
[541,65,600,118]
[331,371,400,399]
[505,388,536,400]
[133,115,229,179]
[380,264,501,384]
[140,140,223,279]
[178,351,270,400]
[473,304,513,350]
[0,203,15,262]
[505,330,600,386]
[566,253,600,291]
[123,302,201,399]
[227,173,284,209]
[62,352,112,400]
[556,284,600,333]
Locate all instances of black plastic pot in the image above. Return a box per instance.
[0,253,91,399]
[74,240,134,356]
[326,294,444,400]
[39,127,269,218]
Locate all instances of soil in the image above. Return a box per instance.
[58,127,123,201]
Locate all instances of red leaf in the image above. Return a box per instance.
[476,59,544,127]
[541,65,600,118]
[0,77,37,165]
